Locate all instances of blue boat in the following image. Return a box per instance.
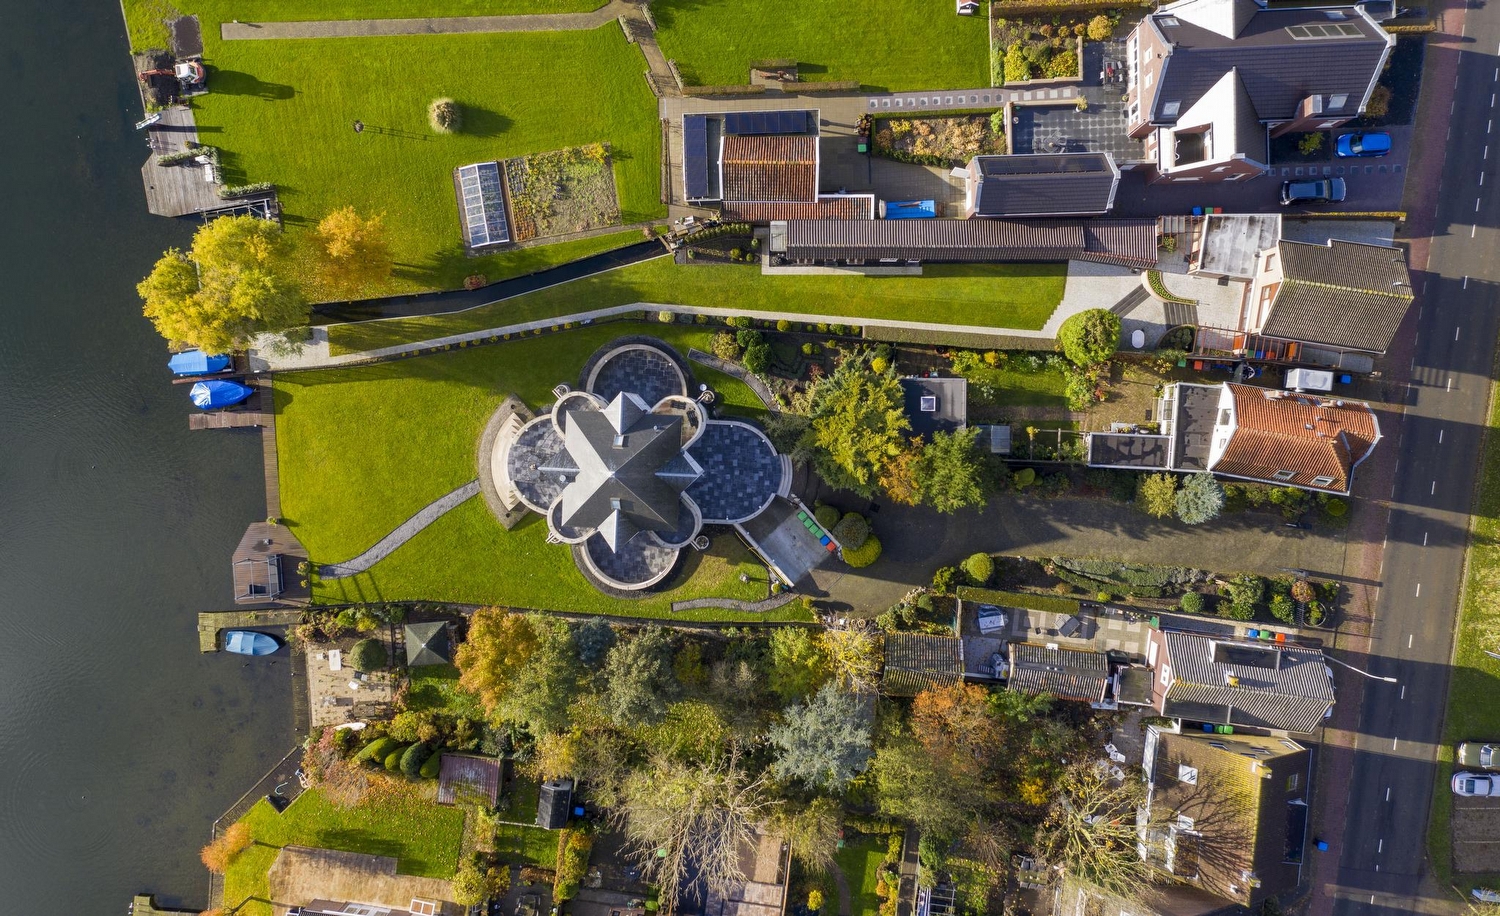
[224,630,280,656]
[169,349,232,376]
[190,380,254,409]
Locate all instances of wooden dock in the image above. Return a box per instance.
[198,608,305,652]
[189,410,268,429]
[142,106,225,218]
[186,375,273,430]
[130,894,196,916]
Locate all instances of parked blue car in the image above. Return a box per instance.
[1336,132,1391,158]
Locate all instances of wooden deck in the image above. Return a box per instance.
[189,410,269,429]
[258,376,282,518]
[197,607,305,652]
[142,106,225,217]
[131,894,196,916]
[231,520,309,606]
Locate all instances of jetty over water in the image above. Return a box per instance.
[141,107,224,217]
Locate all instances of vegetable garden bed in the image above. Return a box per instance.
[503,143,622,243]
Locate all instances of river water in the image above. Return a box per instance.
[0,0,292,910]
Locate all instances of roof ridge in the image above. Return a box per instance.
[1281,277,1413,299]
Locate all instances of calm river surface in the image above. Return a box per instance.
[0,0,292,910]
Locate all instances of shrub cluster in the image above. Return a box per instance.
[957,586,1080,616]
[832,512,870,549]
[842,534,883,568]
[554,829,595,902]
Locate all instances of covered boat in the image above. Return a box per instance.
[169,349,231,376]
[224,630,280,656]
[190,380,253,409]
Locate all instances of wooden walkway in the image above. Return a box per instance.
[257,376,282,518]
[188,410,269,429]
[142,106,224,217]
[130,894,196,916]
[197,607,303,652]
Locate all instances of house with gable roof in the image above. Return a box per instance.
[1126,0,1394,182]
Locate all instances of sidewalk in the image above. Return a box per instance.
[221,0,631,39]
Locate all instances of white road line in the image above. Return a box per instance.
[1409,633,1415,648]
[1419,305,1424,319]
[1417,582,1422,597]
[1449,377,1454,391]
[1401,684,1407,700]
[1492,93,1495,107]
[1379,838,1384,853]
[1457,326,1463,340]
[1433,479,1439,494]
[1494,67,1498,81]
[1465,275,1470,288]
[1386,786,1392,801]
[1440,430,1445,443]
[1393,737,1400,750]
[1395,459,1401,476]
[1425,530,1430,545]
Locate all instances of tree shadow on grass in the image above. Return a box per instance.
[208,68,295,100]
[460,106,512,138]
[314,828,404,861]
[393,243,472,287]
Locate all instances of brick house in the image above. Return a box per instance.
[1126,0,1394,182]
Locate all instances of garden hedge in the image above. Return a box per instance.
[958,587,1079,616]
[842,535,883,568]
[419,752,443,779]
[357,736,400,764]
[832,513,870,549]
[814,504,840,528]
[400,741,433,778]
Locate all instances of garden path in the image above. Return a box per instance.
[221,0,633,39]
[687,349,776,409]
[670,592,799,613]
[828,860,853,916]
[318,480,480,578]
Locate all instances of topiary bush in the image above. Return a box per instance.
[832,512,870,549]
[842,535,883,568]
[711,330,741,360]
[1013,467,1037,488]
[1268,594,1296,624]
[1324,498,1348,518]
[1057,308,1121,367]
[743,340,771,374]
[419,751,443,779]
[384,748,406,772]
[428,98,462,133]
[1179,591,1204,614]
[357,736,400,764]
[399,742,433,778]
[871,355,890,374]
[814,504,840,528]
[350,637,387,673]
[962,552,994,586]
[1086,14,1113,40]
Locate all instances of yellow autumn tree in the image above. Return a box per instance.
[315,206,392,296]
[199,822,253,874]
[454,608,539,720]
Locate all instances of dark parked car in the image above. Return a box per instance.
[1281,178,1347,205]
[1336,132,1392,157]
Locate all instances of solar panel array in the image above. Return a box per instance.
[723,110,811,136]
[683,114,711,200]
[457,162,510,247]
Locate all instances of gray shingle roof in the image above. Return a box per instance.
[780,218,1157,267]
[559,399,691,548]
[1007,642,1109,703]
[1260,239,1414,353]
[882,633,964,697]
[1148,0,1391,124]
[1161,631,1334,733]
[404,620,450,667]
[969,153,1119,217]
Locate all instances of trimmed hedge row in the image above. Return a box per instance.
[957,586,1079,616]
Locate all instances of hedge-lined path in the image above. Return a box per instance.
[221,0,633,39]
[319,480,481,578]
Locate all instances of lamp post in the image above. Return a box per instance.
[1325,653,1398,684]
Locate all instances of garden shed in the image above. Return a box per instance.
[404,620,450,667]
[537,777,574,829]
[882,633,964,696]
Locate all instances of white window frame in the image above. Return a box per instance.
[1310,475,1335,486]
[1273,470,1297,481]
[1177,763,1198,784]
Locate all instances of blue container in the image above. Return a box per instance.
[819,535,831,546]
[884,199,937,219]
[1247,628,1260,639]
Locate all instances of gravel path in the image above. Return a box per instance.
[221,0,631,39]
[319,480,480,578]
[670,592,799,613]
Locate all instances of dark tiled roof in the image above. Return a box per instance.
[723,196,873,222]
[1148,0,1390,124]
[970,154,1119,217]
[1260,239,1414,353]
[685,421,785,523]
[560,402,688,541]
[722,135,817,203]
[404,621,450,667]
[1214,384,1379,493]
[1161,631,1334,733]
[900,377,967,440]
[781,218,1157,267]
[1007,642,1109,702]
[883,633,964,696]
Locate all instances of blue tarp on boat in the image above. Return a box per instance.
[169,350,231,376]
[883,199,937,219]
[190,380,254,409]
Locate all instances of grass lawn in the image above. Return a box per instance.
[124,0,604,49]
[952,360,1068,409]
[653,0,990,91]
[492,781,558,866]
[224,785,466,916]
[327,259,1068,354]
[190,25,661,295]
[406,664,487,719]
[277,323,807,620]
[834,835,887,916]
[1427,383,1500,889]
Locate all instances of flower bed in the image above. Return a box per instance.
[502,143,622,243]
[991,14,1099,85]
[872,113,1006,167]
[1145,271,1195,305]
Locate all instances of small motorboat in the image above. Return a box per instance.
[224,630,280,656]
[168,349,232,376]
[190,379,254,409]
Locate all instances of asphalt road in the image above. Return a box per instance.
[1326,12,1500,915]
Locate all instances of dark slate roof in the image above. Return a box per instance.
[1148,0,1391,124]
[1161,631,1334,733]
[899,377,967,440]
[780,218,1157,267]
[1007,642,1109,703]
[883,633,964,696]
[1259,239,1414,353]
[969,154,1119,217]
[685,421,785,523]
[559,395,695,549]
[509,420,578,511]
[404,621,450,667]
[537,778,574,830]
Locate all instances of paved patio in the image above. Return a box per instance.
[305,637,397,728]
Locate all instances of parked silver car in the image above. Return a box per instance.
[1453,772,1499,796]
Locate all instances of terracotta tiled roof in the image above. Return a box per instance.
[722,135,817,203]
[1212,383,1379,493]
[722,196,873,222]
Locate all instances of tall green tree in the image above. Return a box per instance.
[1175,472,1225,524]
[499,617,581,735]
[766,627,830,703]
[603,625,678,728]
[1137,472,1178,519]
[138,215,306,352]
[315,205,392,296]
[917,427,986,513]
[1056,309,1121,367]
[802,357,910,497]
[769,684,873,792]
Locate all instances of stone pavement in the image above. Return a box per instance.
[318,480,480,578]
[221,0,631,39]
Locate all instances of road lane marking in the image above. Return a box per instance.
[1424,530,1430,545]
[1457,326,1463,340]
[1378,838,1384,853]
[1393,737,1400,750]
[1433,479,1438,494]
[1465,275,1470,288]
[1409,633,1414,648]
[1401,685,1407,700]
[1417,583,1422,597]
[1440,430,1445,443]
[1386,786,1392,801]
[1449,377,1455,391]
